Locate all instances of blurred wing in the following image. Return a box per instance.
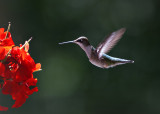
[96,28,126,58]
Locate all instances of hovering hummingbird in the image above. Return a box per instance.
[59,28,134,69]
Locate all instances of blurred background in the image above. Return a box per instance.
[0,0,160,113]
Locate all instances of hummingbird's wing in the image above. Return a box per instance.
[96,28,126,58]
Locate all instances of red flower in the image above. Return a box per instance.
[0,25,41,111]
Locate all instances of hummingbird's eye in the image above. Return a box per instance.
[77,39,83,43]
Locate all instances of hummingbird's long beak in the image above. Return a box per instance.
[59,40,74,45]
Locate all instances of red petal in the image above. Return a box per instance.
[0,105,8,111]
[15,65,32,82]
[26,87,38,95]
[1,37,15,46]
[26,78,37,86]
[11,84,29,108]
[0,28,4,40]
[33,63,41,72]
[2,80,19,95]
[12,94,27,108]
[0,63,5,75]
[10,46,21,58]
[0,31,14,46]
[0,28,4,34]
[0,47,6,60]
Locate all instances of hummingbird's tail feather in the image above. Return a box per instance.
[127,60,134,63]
[102,54,134,68]
[118,59,134,64]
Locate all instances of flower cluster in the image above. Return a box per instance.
[0,25,41,111]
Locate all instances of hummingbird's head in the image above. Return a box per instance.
[74,36,90,47]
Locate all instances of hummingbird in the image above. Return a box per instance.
[59,28,134,69]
